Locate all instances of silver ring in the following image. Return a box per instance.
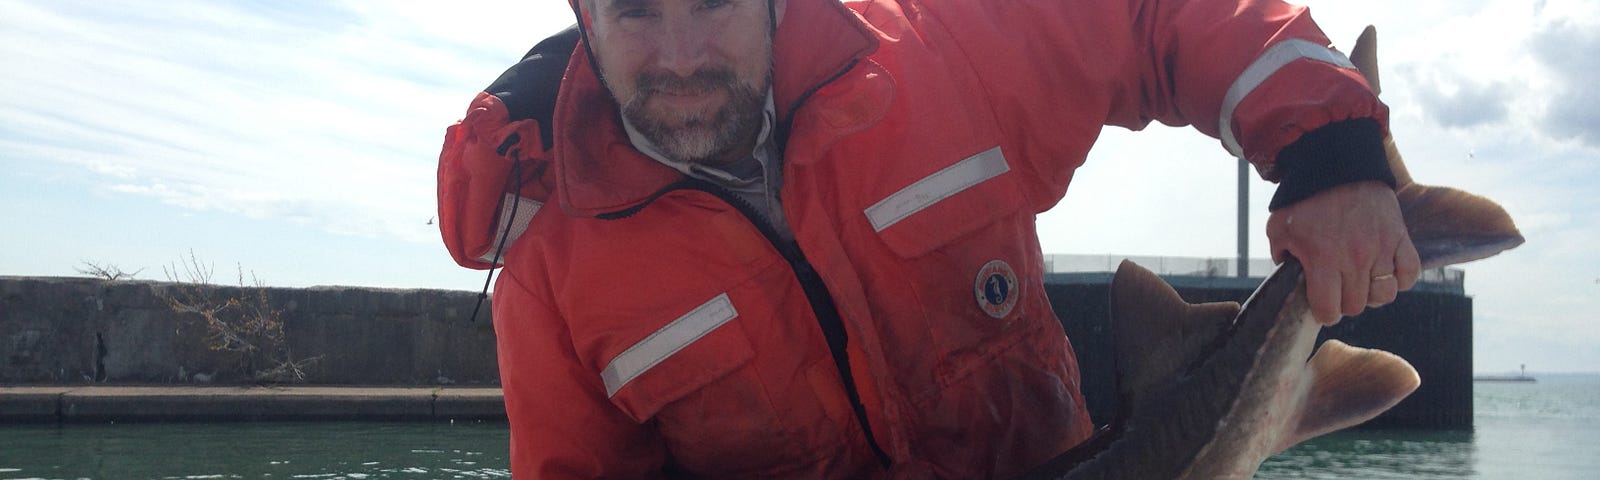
[1371,273,1396,282]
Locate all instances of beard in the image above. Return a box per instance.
[617,68,769,166]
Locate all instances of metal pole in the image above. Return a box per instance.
[1237,158,1249,278]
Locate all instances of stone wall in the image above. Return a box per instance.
[1,276,498,386]
[3,272,1473,429]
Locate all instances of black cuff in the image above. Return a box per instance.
[1268,118,1396,210]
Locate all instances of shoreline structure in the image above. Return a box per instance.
[0,385,505,422]
[2,264,1474,428]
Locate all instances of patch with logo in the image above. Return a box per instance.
[975,259,1019,319]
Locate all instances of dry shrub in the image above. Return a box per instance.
[158,251,320,383]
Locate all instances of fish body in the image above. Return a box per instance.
[1020,26,1524,479]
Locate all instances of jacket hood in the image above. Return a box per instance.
[552,0,878,217]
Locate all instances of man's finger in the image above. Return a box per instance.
[1394,233,1422,291]
[1367,274,1399,307]
[1367,253,1399,307]
[1340,267,1368,319]
[1305,265,1342,325]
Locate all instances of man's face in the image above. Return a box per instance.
[585,0,778,166]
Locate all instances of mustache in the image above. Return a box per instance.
[636,68,738,95]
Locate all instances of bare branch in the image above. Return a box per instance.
[74,261,145,281]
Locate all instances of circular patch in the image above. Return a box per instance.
[975,259,1019,319]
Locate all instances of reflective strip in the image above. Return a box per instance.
[864,146,1010,232]
[1219,39,1356,159]
[602,293,738,397]
[475,194,543,265]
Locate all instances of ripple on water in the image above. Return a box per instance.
[0,421,511,479]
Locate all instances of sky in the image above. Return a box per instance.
[2,0,1596,373]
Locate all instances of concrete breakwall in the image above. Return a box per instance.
[1,276,498,386]
[0,386,505,422]
[3,273,1472,429]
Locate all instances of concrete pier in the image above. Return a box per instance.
[0,386,504,422]
[1,276,498,386]
[2,268,1474,428]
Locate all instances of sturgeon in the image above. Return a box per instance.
[1021,26,1525,479]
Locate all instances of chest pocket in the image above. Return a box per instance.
[601,293,805,475]
[864,145,1038,386]
[865,146,1025,257]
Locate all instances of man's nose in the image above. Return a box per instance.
[654,16,711,78]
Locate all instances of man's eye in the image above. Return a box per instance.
[701,0,729,10]
[619,8,651,18]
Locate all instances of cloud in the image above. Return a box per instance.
[1379,0,1600,151]
[1529,19,1600,147]
[1411,77,1514,129]
[0,0,571,243]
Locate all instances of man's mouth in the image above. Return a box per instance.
[648,87,727,113]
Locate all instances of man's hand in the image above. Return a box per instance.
[1266,181,1421,325]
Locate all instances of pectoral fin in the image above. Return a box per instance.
[1275,340,1420,454]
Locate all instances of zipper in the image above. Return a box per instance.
[599,177,893,469]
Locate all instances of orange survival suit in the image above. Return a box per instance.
[437,0,1391,477]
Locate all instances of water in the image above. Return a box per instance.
[2,375,1596,479]
[1259,373,1600,479]
[0,421,509,479]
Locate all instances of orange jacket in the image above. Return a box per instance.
[437,26,576,270]
[438,0,1385,477]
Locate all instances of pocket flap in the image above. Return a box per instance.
[866,146,1025,258]
[604,293,755,422]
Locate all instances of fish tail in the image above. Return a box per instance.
[1395,179,1524,269]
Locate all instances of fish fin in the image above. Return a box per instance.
[1350,27,1419,188]
[1275,340,1420,454]
[1397,182,1525,269]
[1383,135,1415,188]
[1349,26,1424,190]
[1351,25,1381,96]
[1349,23,1522,267]
[1110,260,1242,404]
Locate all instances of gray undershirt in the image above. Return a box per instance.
[622,91,793,241]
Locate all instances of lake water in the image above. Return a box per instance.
[0,421,510,479]
[1260,373,1600,479]
[2,374,1596,479]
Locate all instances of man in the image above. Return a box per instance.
[436,0,1421,477]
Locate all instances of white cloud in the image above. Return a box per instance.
[0,0,573,244]
[1529,18,1600,147]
